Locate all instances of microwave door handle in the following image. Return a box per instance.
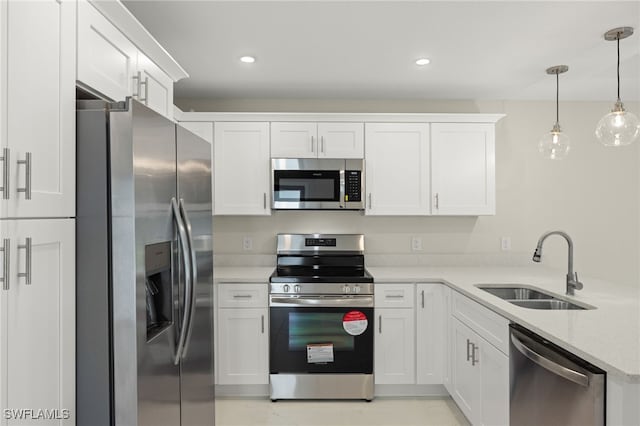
[339,169,346,208]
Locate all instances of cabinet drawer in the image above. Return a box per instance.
[218,283,268,308]
[375,283,415,308]
[452,291,509,354]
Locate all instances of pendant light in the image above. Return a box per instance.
[539,65,570,160]
[595,27,639,146]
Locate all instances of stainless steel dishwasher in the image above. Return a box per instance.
[510,324,605,426]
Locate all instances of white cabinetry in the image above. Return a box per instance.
[77,0,175,118]
[216,283,269,385]
[0,219,75,425]
[0,0,75,218]
[431,123,495,215]
[450,292,509,426]
[364,123,430,215]
[415,284,447,385]
[271,122,364,159]
[214,122,271,215]
[374,284,415,385]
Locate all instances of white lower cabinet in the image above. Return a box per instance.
[374,283,415,385]
[0,219,75,425]
[216,283,269,385]
[416,284,447,385]
[450,298,509,426]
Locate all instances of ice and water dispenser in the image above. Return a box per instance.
[145,242,173,341]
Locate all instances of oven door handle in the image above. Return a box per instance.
[270,296,374,308]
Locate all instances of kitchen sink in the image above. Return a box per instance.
[475,284,594,310]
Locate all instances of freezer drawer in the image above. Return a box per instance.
[509,324,605,426]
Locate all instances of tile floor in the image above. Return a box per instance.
[215,397,470,426]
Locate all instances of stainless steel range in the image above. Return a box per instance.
[269,234,374,401]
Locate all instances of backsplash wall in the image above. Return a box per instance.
[191,98,640,289]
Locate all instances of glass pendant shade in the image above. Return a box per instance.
[539,123,570,160]
[595,100,640,146]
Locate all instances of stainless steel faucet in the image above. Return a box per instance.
[532,231,583,296]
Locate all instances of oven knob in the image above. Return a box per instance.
[354,285,361,294]
[294,285,301,293]
[283,284,290,293]
[343,285,351,293]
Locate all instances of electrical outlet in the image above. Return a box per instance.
[242,236,253,251]
[500,236,511,251]
[411,236,423,251]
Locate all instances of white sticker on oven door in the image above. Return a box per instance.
[343,311,368,336]
[307,343,334,363]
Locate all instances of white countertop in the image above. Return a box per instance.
[214,265,640,382]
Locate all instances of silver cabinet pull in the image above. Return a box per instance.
[0,239,9,290]
[132,71,141,98]
[368,193,372,209]
[261,315,265,334]
[311,136,315,153]
[0,148,9,199]
[321,136,325,153]
[466,339,472,362]
[421,290,425,308]
[139,76,149,104]
[471,344,479,366]
[435,193,439,210]
[17,237,32,285]
[263,193,267,209]
[378,315,382,333]
[232,294,252,299]
[17,152,32,200]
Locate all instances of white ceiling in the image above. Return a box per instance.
[122,1,640,102]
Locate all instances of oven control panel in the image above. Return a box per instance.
[270,283,374,295]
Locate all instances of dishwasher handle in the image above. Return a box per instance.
[510,332,589,387]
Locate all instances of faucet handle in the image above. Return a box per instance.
[572,272,584,290]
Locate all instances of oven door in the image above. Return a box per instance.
[269,296,373,374]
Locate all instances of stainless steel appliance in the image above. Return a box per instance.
[272,159,364,210]
[510,324,605,426]
[76,99,215,425]
[269,234,374,400]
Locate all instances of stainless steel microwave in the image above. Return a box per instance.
[272,158,365,210]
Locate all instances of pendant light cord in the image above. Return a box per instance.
[617,34,621,102]
[556,72,560,125]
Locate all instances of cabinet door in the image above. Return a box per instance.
[137,53,174,119]
[270,122,317,158]
[431,123,495,215]
[217,308,268,385]
[1,219,75,425]
[3,0,75,218]
[450,317,479,424]
[317,123,364,159]
[214,122,271,215]
[365,123,430,215]
[416,284,445,385]
[374,308,415,385]
[479,339,509,426]
[77,0,138,102]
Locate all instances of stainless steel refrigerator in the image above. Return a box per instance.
[76,99,215,425]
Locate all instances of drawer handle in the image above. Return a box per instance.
[385,294,404,299]
[233,294,253,299]
[0,239,9,291]
[0,148,9,200]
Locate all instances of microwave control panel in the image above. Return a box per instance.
[345,170,362,202]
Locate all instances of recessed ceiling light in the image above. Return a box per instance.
[415,58,430,66]
[240,56,256,64]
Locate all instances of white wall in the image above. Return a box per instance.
[177,97,640,288]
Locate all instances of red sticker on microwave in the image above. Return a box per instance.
[343,311,368,336]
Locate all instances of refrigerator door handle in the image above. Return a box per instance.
[179,198,198,359]
[510,332,589,387]
[172,197,193,365]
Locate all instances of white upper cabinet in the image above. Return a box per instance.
[77,0,138,102]
[271,122,364,159]
[214,122,271,215]
[77,0,182,119]
[364,123,430,215]
[431,123,496,215]
[1,0,75,219]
